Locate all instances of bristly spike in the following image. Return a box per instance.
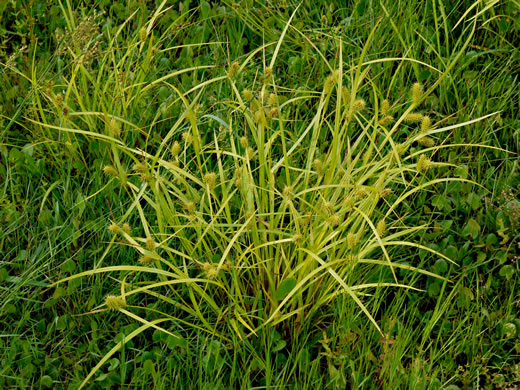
[105,295,126,311]
[412,82,423,105]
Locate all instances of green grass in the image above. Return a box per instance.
[1,1,519,389]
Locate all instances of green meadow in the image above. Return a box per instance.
[0,1,519,388]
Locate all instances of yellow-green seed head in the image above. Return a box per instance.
[395,143,406,156]
[103,165,118,177]
[417,136,435,148]
[380,188,392,199]
[140,173,152,183]
[324,74,335,94]
[171,141,181,157]
[345,197,354,210]
[283,185,293,199]
[352,99,366,113]
[204,172,217,190]
[55,93,63,106]
[119,170,128,187]
[301,214,312,228]
[109,118,120,137]
[139,27,147,42]
[222,261,232,271]
[185,201,196,214]
[105,295,126,311]
[347,232,358,250]
[262,67,273,84]
[253,109,264,123]
[133,162,147,173]
[240,136,248,148]
[417,154,432,173]
[205,267,218,280]
[145,237,156,250]
[381,99,390,115]
[201,262,218,280]
[108,222,120,234]
[243,89,254,102]
[376,220,386,237]
[379,115,394,126]
[268,107,279,119]
[122,223,131,234]
[182,132,193,144]
[268,93,277,107]
[404,113,424,123]
[292,233,303,245]
[139,255,155,265]
[412,82,423,105]
[421,116,431,132]
[322,201,334,216]
[246,147,255,160]
[355,188,367,200]
[228,61,240,79]
[327,214,341,228]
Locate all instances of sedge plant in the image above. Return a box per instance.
[44,6,507,388]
